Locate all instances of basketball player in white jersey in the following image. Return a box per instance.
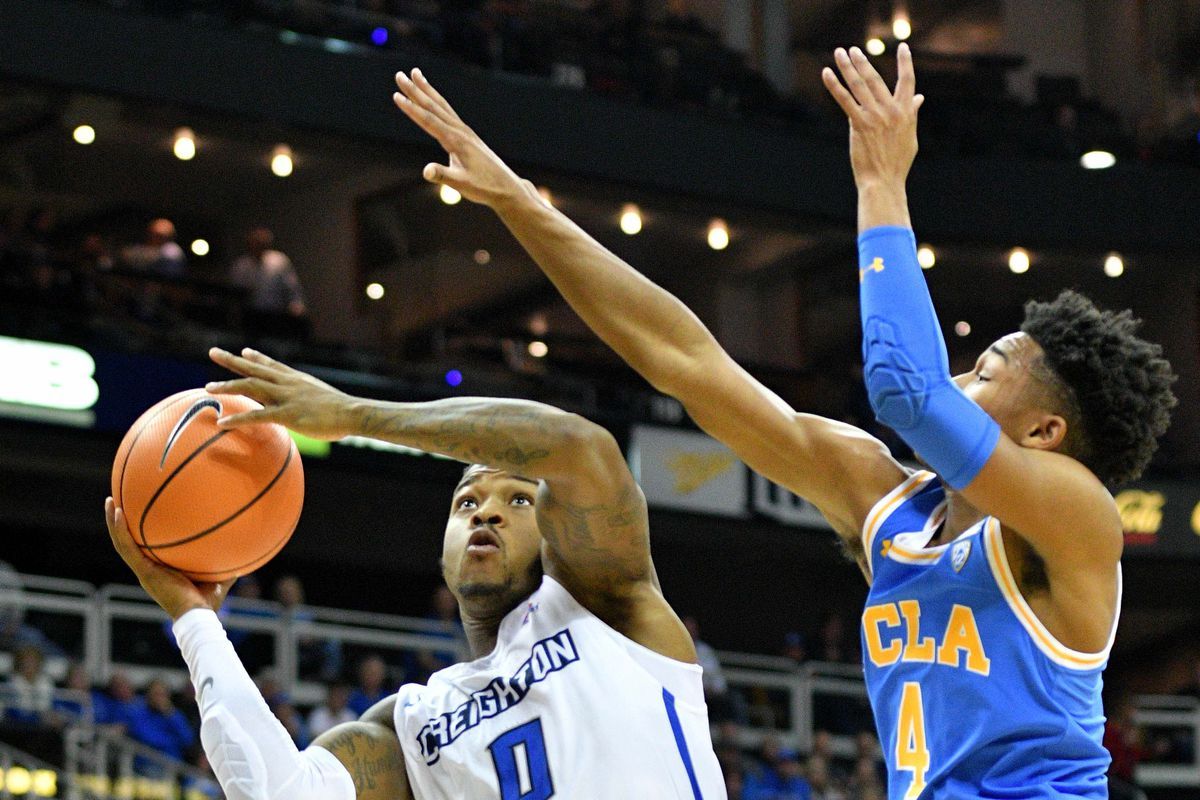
[104,346,726,800]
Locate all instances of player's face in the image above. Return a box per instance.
[953,332,1048,442]
[442,469,543,607]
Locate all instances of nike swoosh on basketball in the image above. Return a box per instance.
[160,398,223,469]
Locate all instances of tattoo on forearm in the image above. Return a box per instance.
[358,400,560,473]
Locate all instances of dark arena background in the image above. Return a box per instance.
[1,1,1199,798]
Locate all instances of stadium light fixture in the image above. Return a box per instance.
[893,17,912,40]
[445,369,464,387]
[954,321,971,337]
[619,204,643,235]
[707,219,730,250]
[73,125,96,145]
[439,184,462,205]
[270,145,294,177]
[173,128,196,161]
[528,341,549,358]
[190,239,210,257]
[917,245,936,269]
[1104,253,1124,278]
[1080,150,1116,170]
[866,38,886,56]
[365,282,385,300]
[1008,248,1030,274]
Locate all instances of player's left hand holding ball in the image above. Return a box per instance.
[104,497,235,620]
[206,347,357,441]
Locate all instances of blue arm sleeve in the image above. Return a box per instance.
[858,226,1001,489]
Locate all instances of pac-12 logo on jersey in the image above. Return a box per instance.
[951,540,971,572]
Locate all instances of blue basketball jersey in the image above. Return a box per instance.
[861,471,1119,799]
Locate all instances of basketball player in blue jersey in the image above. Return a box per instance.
[392,50,1176,798]
[104,349,727,799]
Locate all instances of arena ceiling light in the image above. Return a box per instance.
[1080,150,1116,170]
[1008,248,1030,274]
[1104,253,1125,278]
[72,124,96,145]
[173,127,196,161]
[190,239,210,257]
[954,321,971,337]
[893,16,912,41]
[365,282,385,300]
[917,245,936,269]
[528,341,549,358]
[707,219,730,250]
[866,38,886,56]
[619,204,643,235]
[439,184,463,205]
[270,144,294,177]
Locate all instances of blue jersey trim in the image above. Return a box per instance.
[662,688,704,800]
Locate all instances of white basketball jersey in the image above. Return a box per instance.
[393,575,727,799]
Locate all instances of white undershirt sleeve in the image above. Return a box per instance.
[172,608,357,800]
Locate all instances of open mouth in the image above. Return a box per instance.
[466,527,501,556]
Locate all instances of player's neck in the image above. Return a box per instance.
[458,603,511,658]
[936,491,988,547]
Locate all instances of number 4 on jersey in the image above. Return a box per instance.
[489,718,555,799]
[897,682,930,800]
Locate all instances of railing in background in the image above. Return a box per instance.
[0,739,95,800]
[2,572,1198,790]
[64,726,219,800]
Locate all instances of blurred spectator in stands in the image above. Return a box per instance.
[655,0,715,39]
[2,644,55,725]
[121,218,188,278]
[224,574,275,672]
[94,670,139,731]
[3,207,56,291]
[817,613,851,664]
[684,614,744,723]
[72,233,115,308]
[848,731,886,794]
[183,752,222,799]
[725,766,745,800]
[255,668,288,708]
[309,682,356,737]
[271,698,310,748]
[411,584,466,682]
[743,735,811,800]
[128,677,196,764]
[51,661,97,724]
[1105,695,1149,800]
[349,653,391,715]
[0,560,64,656]
[782,630,807,665]
[275,574,342,681]
[586,0,647,97]
[230,227,307,319]
[805,755,845,800]
[713,720,744,776]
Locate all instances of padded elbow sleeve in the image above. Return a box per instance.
[859,226,1000,489]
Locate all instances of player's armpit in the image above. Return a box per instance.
[313,700,412,800]
[674,348,909,543]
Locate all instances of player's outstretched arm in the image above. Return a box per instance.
[207,348,693,657]
[390,69,907,556]
[823,45,1122,572]
[104,499,412,800]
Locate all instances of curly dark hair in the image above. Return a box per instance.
[1019,290,1177,487]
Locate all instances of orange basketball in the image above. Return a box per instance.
[111,388,304,582]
